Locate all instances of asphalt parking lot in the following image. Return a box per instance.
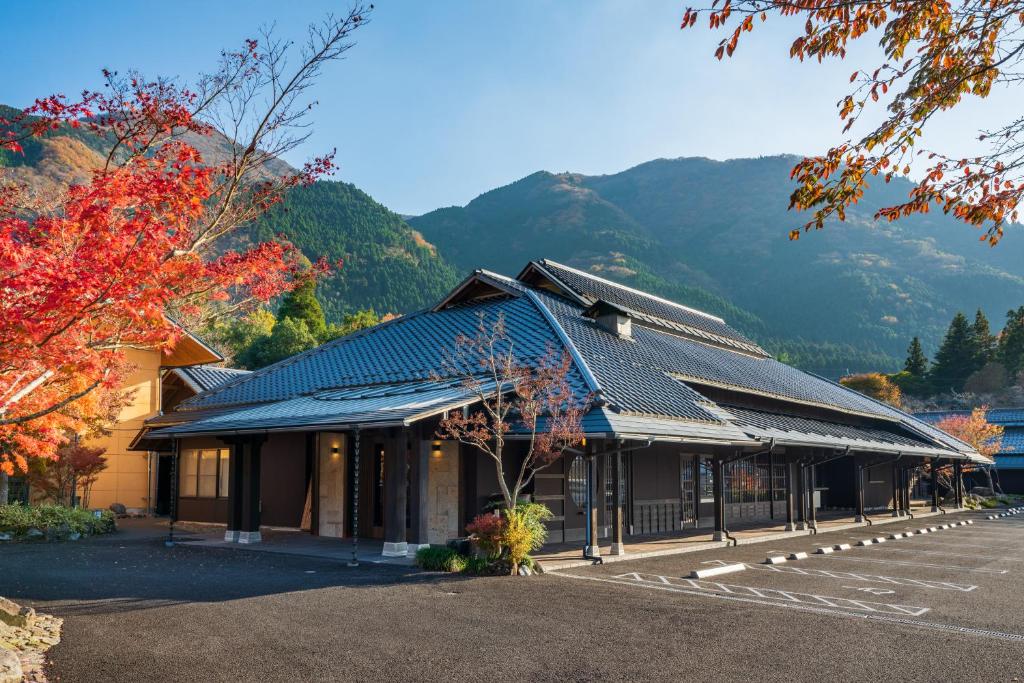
[2,510,1023,682]
[555,510,1024,646]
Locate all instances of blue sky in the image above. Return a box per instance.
[4,1,1016,215]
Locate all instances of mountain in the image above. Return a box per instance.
[247,181,459,320]
[0,104,459,319]
[410,155,1024,376]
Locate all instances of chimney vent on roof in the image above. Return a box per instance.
[586,300,632,339]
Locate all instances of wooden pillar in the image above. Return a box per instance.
[891,461,901,517]
[807,462,817,529]
[931,458,941,511]
[382,430,409,557]
[712,457,725,541]
[586,449,601,558]
[238,436,264,544]
[611,444,625,555]
[409,431,430,553]
[692,455,701,528]
[854,460,865,523]
[953,461,964,508]
[904,466,913,515]
[784,458,796,531]
[796,462,807,529]
[225,438,244,542]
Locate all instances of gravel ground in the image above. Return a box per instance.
[1,512,1022,682]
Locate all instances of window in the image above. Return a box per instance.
[699,459,714,503]
[568,455,587,509]
[178,448,230,499]
[179,450,199,497]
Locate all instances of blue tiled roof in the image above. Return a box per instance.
[155,379,496,435]
[997,455,1024,470]
[176,365,251,392]
[999,429,1024,455]
[148,263,975,458]
[180,294,579,410]
[527,259,764,353]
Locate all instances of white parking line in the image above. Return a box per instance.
[611,572,931,616]
[701,560,978,592]
[866,546,1011,561]
[822,555,1009,574]
[550,572,1024,642]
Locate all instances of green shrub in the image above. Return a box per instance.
[0,504,116,539]
[979,498,1000,509]
[415,546,468,572]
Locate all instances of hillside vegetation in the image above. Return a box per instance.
[411,156,1024,375]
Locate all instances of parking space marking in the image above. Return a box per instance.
[610,572,931,616]
[901,539,1017,551]
[822,554,1009,574]
[702,560,978,592]
[865,546,1011,561]
[550,572,1024,642]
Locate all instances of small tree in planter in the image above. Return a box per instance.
[438,312,588,573]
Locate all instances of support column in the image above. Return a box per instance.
[407,431,430,557]
[224,439,243,542]
[795,462,807,530]
[382,430,409,557]
[807,463,817,530]
[712,457,726,542]
[784,459,796,531]
[238,436,264,544]
[891,461,901,517]
[611,446,625,555]
[854,461,865,523]
[585,451,601,558]
[903,466,913,515]
[953,461,964,509]
[931,458,941,512]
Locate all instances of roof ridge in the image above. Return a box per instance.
[539,259,727,324]
[523,289,602,398]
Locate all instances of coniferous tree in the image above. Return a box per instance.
[930,312,976,393]
[276,279,327,339]
[970,309,997,368]
[904,337,928,376]
[999,306,1024,380]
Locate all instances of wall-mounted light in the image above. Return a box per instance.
[331,444,340,460]
[431,440,442,458]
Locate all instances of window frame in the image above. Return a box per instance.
[179,447,232,500]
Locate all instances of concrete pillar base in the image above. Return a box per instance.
[795,522,807,531]
[585,545,602,558]
[237,531,261,544]
[712,531,726,542]
[855,515,865,523]
[224,530,239,543]
[382,541,409,557]
[784,523,796,532]
[891,510,901,517]
[931,506,939,513]
[406,543,430,557]
[610,542,626,556]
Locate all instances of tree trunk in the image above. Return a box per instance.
[0,472,8,506]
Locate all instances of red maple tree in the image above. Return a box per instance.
[0,7,371,474]
[436,313,590,510]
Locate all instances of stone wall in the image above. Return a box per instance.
[427,441,459,545]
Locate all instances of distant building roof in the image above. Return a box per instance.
[144,260,981,461]
[170,365,252,393]
[916,409,1024,459]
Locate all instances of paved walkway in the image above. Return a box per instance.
[150,520,414,565]
[535,504,948,571]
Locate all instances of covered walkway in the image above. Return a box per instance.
[536,502,948,571]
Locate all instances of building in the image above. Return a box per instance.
[83,330,248,513]
[915,408,1024,494]
[135,260,987,555]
